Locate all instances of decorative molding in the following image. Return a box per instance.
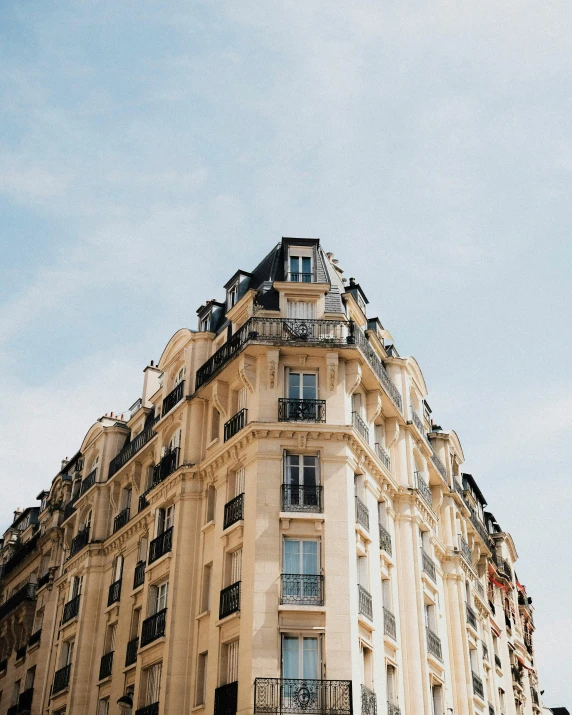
[267,349,279,389]
[345,360,362,396]
[326,352,338,392]
[238,355,256,394]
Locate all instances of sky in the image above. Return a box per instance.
[1,0,571,703]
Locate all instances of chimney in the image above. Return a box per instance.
[349,277,356,286]
[61,457,69,470]
[13,508,23,522]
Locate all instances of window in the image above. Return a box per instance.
[386,665,397,705]
[113,555,124,582]
[287,301,316,319]
[352,392,363,417]
[227,283,239,309]
[144,662,162,707]
[228,549,242,585]
[121,487,132,511]
[150,583,169,615]
[174,367,186,386]
[285,454,318,488]
[288,372,317,400]
[201,564,212,613]
[498,688,506,713]
[138,537,148,563]
[357,556,368,588]
[60,639,74,668]
[33,606,44,633]
[130,609,141,640]
[84,510,92,531]
[97,698,110,715]
[424,603,437,633]
[69,575,83,600]
[361,645,373,689]
[224,640,239,685]
[282,636,320,679]
[382,578,392,610]
[11,680,20,706]
[211,408,220,441]
[283,540,319,576]
[199,314,211,332]
[24,666,35,691]
[430,684,443,715]
[196,652,208,705]
[168,428,181,454]
[155,505,174,537]
[104,624,117,654]
[206,485,216,523]
[288,250,313,282]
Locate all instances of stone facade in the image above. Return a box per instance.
[0,238,545,715]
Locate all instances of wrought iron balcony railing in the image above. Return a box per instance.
[223,494,244,530]
[152,448,180,487]
[0,582,36,621]
[459,535,472,565]
[358,584,373,620]
[62,594,80,623]
[7,704,18,715]
[426,627,442,660]
[430,449,447,478]
[99,651,114,680]
[287,272,316,282]
[281,574,324,606]
[361,685,377,715]
[374,443,391,472]
[113,508,130,533]
[125,637,139,666]
[488,704,495,715]
[466,605,478,631]
[409,406,424,436]
[135,703,159,715]
[282,484,323,513]
[81,468,97,495]
[37,571,50,590]
[350,324,403,411]
[219,581,241,619]
[108,578,122,606]
[162,380,185,416]
[278,398,326,423]
[69,527,90,558]
[387,704,401,715]
[214,681,239,715]
[421,550,437,582]
[493,554,512,581]
[224,408,247,442]
[383,607,396,639]
[133,561,146,589]
[253,677,352,715]
[0,533,40,579]
[379,524,392,556]
[452,477,464,499]
[352,412,370,442]
[355,496,369,531]
[149,526,173,564]
[472,672,484,700]
[108,420,158,478]
[0,659,6,674]
[28,629,41,647]
[63,499,77,522]
[415,472,432,507]
[141,608,167,646]
[474,580,485,599]
[18,687,33,711]
[52,663,71,694]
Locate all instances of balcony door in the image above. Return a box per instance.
[283,540,319,601]
[284,454,318,509]
[288,372,317,401]
[289,254,312,282]
[282,635,320,680]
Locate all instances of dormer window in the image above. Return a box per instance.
[199,315,211,332]
[227,282,239,310]
[288,247,314,283]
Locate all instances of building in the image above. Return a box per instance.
[0,237,547,715]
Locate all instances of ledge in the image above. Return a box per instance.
[278,604,326,613]
[138,636,166,655]
[215,611,240,627]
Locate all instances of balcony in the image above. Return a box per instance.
[28,629,41,647]
[355,497,369,531]
[141,608,167,646]
[361,686,377,715]
[383,607,396,639]
[493,554,512,581]
[219,581,241,619]
[62,594,80,623]
[415,472,432,507]
[125,637,139,666]
[99,651,113,680]
[52,663,71,694]
[466,605,478,631]
[162,380,185,416]
[152,448,180,487]
[80,468,97,495]
[69,527,90,558]
[379,524,392,556]
[0,583,36,621]
[0,533,40,579]
[282,484,323,513]
[358,585,373,620]
[18,687,33,711]
[469,510,494,552]
[459,535,472,565]
[350,324,403,411]
[108,578,122,606]
[287,271,315,282]
[223,494,244,530]
[136,704,159,715]
[214,681,238,715]
[472,672,484,700]
[426,627,442,660]
[430,449,447,478]
[224,408,247,442]
[108,420,158,478]
[148,526,173,564]
[374,443,391,472]
[352,412,370,443]
[62,499,77,522]
[281,574,324,606]
[15,645,26,661]
[113,508,130,533]
[387,704,401,715]
[421,550,436,583]
[254,678,352,715]
[409,406,424,436]
[134,561,146,589]
[278,398,326,423]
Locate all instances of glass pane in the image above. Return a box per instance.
[302,457,316,486]
[302,542,318,574]
[283,637,299,679]
[289,373,301,399]
[302,374,316,399]
[302,638,319,679]
[302,257,312,281]
[284,540,300,573]
[286,455,300,485]
[290,257,299,276]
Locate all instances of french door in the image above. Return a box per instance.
[283,540,320,603]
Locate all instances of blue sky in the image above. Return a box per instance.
[1,0,571,703]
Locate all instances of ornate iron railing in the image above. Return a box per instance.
[466,605,478,630]
[62,594,80,623]
[162,380,185,416]
[28,629,41,646]
[383,607,396,639]
[409,407,424,436]
[108,420,157,478]
[224,408,248,442]
[350,324,403,411]
[453,477,464,499]
[149,526,173,564]
[108,578,122,606]
[141,608,167,646]
[223,494,244,530]
[469,510,494,552]
[0,582,36,621]
[361,685,376,715]
[69,527,89,558]
[459,535,472,565]
[18,687,33,711]
[219,581,241,619]
[113,508,130,533]
[214,681,238,715]
[135,703,159,715]
[355,496,369,531]
[421,550,436,582]
[99,651,114,680]
[37,571,50,589]
[387,705,401,715]
[358,585,373,620]
[415,472,432,507]
[472,672,484,699]
[63,499,77,522]
[152,448,180,486]
[133,560,146,589]
[374,443,391,472]
[278,398,326,423]
[125,637,139,666]
[281,574,324,605]
[379,524,392,556]
[52,663,71,694]
[287,272,316,282]
[0,533,40,579]
[253,678,352,715]
[80,468,97,495]
[426,627,442,660]
[352,412,369,443]
[282,484,323,513]
[430,449,447,478]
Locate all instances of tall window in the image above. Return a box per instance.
[284,454,319,510]
[32,606,44,634]
[227,283,239,309]
[201,564,212,613]
[196,652,208,706]
[11,681,20,706]
[69,575,82,600]
[121,487,132,512]
[430,684,443,715]
[199,314,211,332]
[386,665,397,705]
[113,555,124,583]
[97,697,110,715]
[357,556,368,588]
[424,603,437,633]
[225,641,239,684]
[60,639,74,668]
[104,624,117,654]
[211,409,220,441]
[229,549,242,586]
[144,662,162,707]
[283,540,319,576]
[174,367,186,386]
[282,636,320,679]
[24,666,35,692]
[288,252,313,282]
[288,372,317,400]
[155,505,174,537]
[150,582,168,616]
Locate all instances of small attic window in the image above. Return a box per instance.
[227,282,239,309]
[288,246,314,283]
[199,314,211,332]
